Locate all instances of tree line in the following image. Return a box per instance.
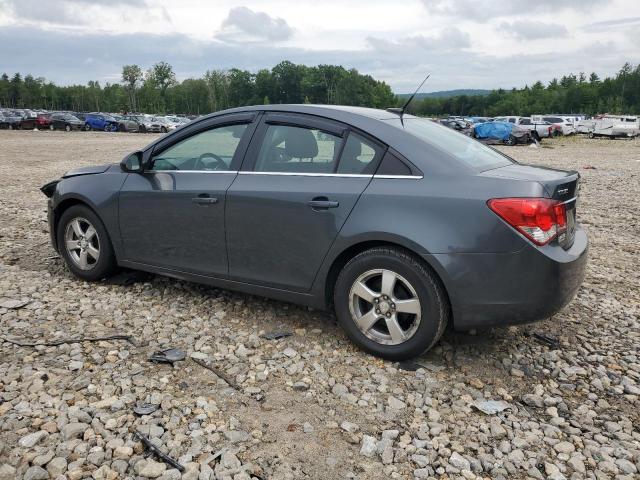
[409,63,640,117]
[0,61,395,114]
[0,60,638,116]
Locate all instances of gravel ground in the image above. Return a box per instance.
[0,130,638,480]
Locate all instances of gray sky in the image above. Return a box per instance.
[0,0,638,92]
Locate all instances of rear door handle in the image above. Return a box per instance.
[192,194,218,205]
[308,197,339,210]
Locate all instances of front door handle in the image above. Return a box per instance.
[192,194,218,205]
[308,197,339,210]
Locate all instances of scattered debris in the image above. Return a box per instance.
[471,399,512,415]
[397,360,422,371]
[191,357,241,391]
[149,348,186,364]
[133,430,185,472]
[583,165,597,169]
[1,334,135,347]
[530,332,560,349]
[260,330,293,340]
[0,298,30,309]
[133,403,159,416]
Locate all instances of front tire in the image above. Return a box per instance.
[334,247,448,360]
[85,124,91,131]
[57,205,117,281]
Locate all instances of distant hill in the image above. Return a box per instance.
[396,89,491,99]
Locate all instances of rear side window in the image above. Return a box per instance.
[400,118,512,171]
[520,118,531,125]
[254,125,341,174]
[337,132,383,174]
[376,151,413,176]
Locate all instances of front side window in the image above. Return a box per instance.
[254,124,341,173]
[337,132,383,174]
[151,124,248,171]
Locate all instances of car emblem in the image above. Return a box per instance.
[557,187,569,195]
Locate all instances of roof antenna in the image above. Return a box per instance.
[387,74,430,125]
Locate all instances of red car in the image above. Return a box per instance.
[36,114,52,129]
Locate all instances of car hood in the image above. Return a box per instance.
[62,163,112,178]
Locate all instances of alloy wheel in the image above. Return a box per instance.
[349,269,422,345]
[64,217,100,270]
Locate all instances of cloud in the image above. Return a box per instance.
[0,0,156,26]
[216,6,293,43]
[500,21,568,40]
[422,0,607,20]
[0,24,632,93]
[366,27,471,54]
[583,16,640,32]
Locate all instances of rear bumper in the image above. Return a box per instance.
[428,227,588,330]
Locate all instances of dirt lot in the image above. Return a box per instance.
[0,131,638,480]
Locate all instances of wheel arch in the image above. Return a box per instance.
[52,196,102,250]
[321,239,453,317]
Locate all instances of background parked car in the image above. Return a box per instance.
[114,115,144,132]
[439,118,473,136]
[35,113,52,130]
[0,113,9,129]
[152,116,177,133]
[15,110,37,130]
[473,121,532,145]
[1,110,22,129]
[494,116,553,140]
[84,113,118,131]
[532,115,576,136]
[130,114,161,133]
[49,112,84,131]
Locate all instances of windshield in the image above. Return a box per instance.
[399,118,513,171]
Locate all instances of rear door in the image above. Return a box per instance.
[118,113,257,276]
[225,113,385,291]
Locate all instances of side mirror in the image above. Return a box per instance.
[121,151,143,172]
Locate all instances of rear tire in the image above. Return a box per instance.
[85,124,91,131]
[505,135,516,146]
[49,124,54,131]
[57,205,118,281]
[65,124,71,132]
[588,132,595,139]
[334,247,448,360]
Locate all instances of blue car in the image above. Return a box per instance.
[84,113,118,132]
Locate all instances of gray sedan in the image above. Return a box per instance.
[41,105,587,359]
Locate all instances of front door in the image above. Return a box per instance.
[226,113,384,291]
[118,118,254,276]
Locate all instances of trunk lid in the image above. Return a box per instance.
[481,164,580,249]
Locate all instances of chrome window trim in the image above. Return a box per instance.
[373,174,424,179]
[238,171,373,178]
[146,170,238,174]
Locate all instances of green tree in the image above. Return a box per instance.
[121,64,143,112]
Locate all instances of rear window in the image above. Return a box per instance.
[399,118,513,171]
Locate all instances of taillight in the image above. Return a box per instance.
[488,198,567,246]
